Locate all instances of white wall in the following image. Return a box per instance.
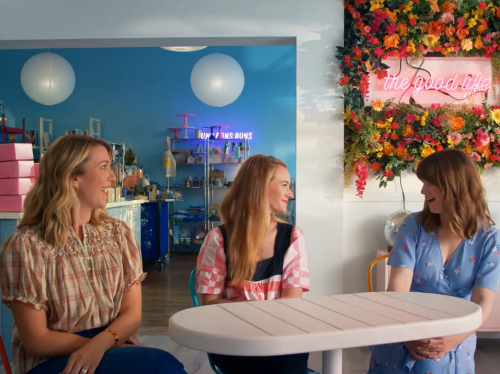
[344,169,500,294]
[0,0,345,295]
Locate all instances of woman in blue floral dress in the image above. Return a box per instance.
[368,149,500,374]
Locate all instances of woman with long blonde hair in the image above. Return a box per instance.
[1,135,186,374]
[196,154,310,374]
[368,149,500,374]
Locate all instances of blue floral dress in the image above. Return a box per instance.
[368,212,500,374]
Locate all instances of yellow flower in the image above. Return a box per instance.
[468,18,477,28]
[424,111,429,117]
[415,115,421,121]
[372,99,384,112]
[403,1,413,13]
[423,34,438,47]
[464,12,470,19]
[373,132,381,142]
[491,109,500,124]
[421,145,435,158]
[377,152,383,158]
[366,60,372,70]
[420,119,426,127]
[406,40,416,53]
[461,38,473,52]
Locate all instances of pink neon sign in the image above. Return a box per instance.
[383,72,491,96]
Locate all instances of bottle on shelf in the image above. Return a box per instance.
[164,137,176,178]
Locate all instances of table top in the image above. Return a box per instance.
[169,292,482,356]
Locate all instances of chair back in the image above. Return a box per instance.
[0,333,13,374]
[189,267,199,307]
[367,253,390,292]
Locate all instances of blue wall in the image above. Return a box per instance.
[0,46,296,184]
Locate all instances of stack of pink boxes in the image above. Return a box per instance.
[0,144,38,212]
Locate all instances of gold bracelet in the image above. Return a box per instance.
[106,329,119,343]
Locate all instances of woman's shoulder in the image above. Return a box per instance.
[0,227,50,255]
[475,222,500,243]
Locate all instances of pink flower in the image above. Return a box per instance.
[441,13,455,24]
[470,152,481,162]
[430,103,441,110]
[406,113,415,123]
[385,23,397,35]
[476,129,490,146]
[447,132,462,145]
[462,133,473,139]
[494,129,500,135]
[485,163,493,169]
[457,17,465,24]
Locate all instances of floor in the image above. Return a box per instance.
[2,254,499,374]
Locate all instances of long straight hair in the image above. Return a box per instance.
[416,149,493,238]
[219,155,287,286]
[18,135,113,246]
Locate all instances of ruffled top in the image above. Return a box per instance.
[0,219,146,374]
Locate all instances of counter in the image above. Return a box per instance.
[0,199,145,360]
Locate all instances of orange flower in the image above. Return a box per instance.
[396,147,408,158]
[398,23,408,36]
[383,34,400,49]
[457,24,470,40]
[477,19,488,34]
[475,143,490,155]
[428,20,445,38]
[441,1,456,14]
[475,36,484,50]
[402,124,414,137]
[451,116,464,131]
[386,9,398,23]
[370,162,381,171]
[415,161,421,168]
[445,27,456,37]
[383,142,395,157]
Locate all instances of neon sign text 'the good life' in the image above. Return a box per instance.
[383,72,491,96]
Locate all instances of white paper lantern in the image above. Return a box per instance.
[21,52,76,106]
[190,53,245,107]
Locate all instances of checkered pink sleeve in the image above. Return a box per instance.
[282,226,310,291]
[196,228,227,294]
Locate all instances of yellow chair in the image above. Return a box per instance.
[367,253,390,292]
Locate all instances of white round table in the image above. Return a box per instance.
[169,292,482,374]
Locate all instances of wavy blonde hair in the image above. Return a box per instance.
[18,135,113,246]
[416,148,493,238]
[219,155,287,286]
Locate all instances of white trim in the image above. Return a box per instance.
[0,212,23,220]
[0,200,148,220]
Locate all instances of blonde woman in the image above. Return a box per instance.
[0,135,186,374]
[368,149,500,374]
[196,155,310,374]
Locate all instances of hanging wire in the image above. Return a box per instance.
[399,173,406,211]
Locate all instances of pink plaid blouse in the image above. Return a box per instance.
[0,219,146,374]
[196,225,310,301]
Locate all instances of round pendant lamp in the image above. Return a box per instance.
[190,53,245,107]
[21,52,76,106]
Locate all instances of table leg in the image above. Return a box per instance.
[322,349,342,374]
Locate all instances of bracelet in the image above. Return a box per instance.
[106,329,119,343]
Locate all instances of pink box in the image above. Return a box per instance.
[0,144,33,162]
[0,178,35,195]
[0,195,26,212]
[33,163,40,180]
[0,161,35,178]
